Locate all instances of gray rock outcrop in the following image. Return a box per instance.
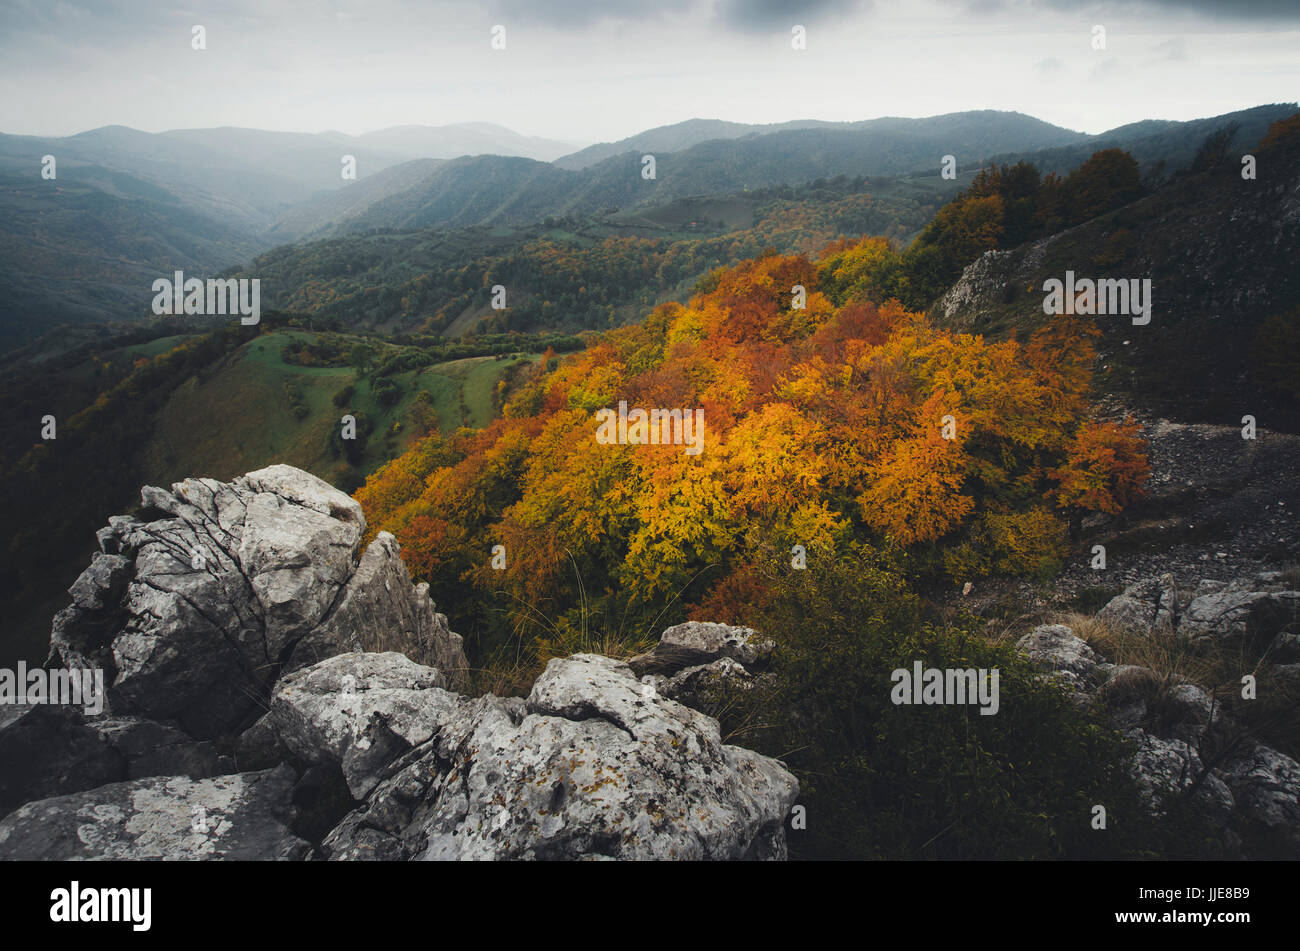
[627,621,774,712]
[2,466,799,861]
[1096,570,1300,654]
[0,765,309,860]
[48,464,468,738]
[1016,585,1300,859]
[306,652,798,861]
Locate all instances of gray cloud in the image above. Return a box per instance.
[712,0,873,31]
[0,0,1295,139]
[938,0,1300,21]
[1118,0,1300,19]
[481,0,696,26]
[480,0,871,30]
[1034,0,1300,21]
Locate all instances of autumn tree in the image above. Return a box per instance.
[354,245,1149,666]
[1047,418,1150,536]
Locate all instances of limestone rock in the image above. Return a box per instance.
[628,621,773,677]
[1222,742,1300,858]
[47,466,469,739]
[0,704,123,816]
[1015,624,1102,699]
[280,653,802,860]
[0,765,309,860]
[263,651,457,799]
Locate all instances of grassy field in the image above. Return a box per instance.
[138,330,538,489]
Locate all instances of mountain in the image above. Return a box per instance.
[935,114,1300,429]
[0,159,271,343]
[552,111,1087,170]
[286,107,1292,242]
[267,158,447,240]
[2,107,1294,351]
[344,123,582,162]
[0,123,580,217]
[984,103,1295,177]
[554,117,840,169]
[234,174,962,339]
[291,111,1093,238]
[0,123,577,347]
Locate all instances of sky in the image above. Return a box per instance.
[0,0,1296,143]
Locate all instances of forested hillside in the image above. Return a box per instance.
[237,176,958,336]
[355,246,1147,667]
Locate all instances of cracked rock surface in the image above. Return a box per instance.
[0,764,308,860]
[3,466,797,861]
[49,464,468,738]
[1016,573,1300,859]
[306,652,799,861]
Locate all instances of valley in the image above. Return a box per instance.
[2,90,1298,867]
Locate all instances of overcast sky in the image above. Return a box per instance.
[0,0,1296,142]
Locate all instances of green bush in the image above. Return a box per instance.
[373,376,402,408]
[718,546,1157,859]
[332,382,355,408]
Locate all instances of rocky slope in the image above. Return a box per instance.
[947,413,1300,618]
[933,128,1300,428]
[0,466,799,860]
[6,463,1294,860]
[1018,565,1300,858]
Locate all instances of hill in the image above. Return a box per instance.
[300,111,1088,238]
[2,107,1286,350]
[552,111,1086,170]
[0,317,570,665]
[984,103,1295,178]
[289,106,1297,242]
[231,173,966,338]
[0,123,576,348]
[934,114,1300,430]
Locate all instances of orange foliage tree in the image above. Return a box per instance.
[355,241,1147,659]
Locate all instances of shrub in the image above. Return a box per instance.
[717,547,1155,859]
[332,383,356,408]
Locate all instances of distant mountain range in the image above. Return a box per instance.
[983,103,1292,176]
[551,112,1086,171]
[293,111,1085,238]
[1,105,1295,347]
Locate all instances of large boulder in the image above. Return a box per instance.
[47,465,468,738]
[289,532,466,678]
[1180,587,1300,648]
[1222,742,1300,859]
[1095,574,1178,635]
[1015,624,1103,700]
[0,765,309,860]
[627,621,777,716]
[628,621,774,677]
[261,652,799,861]
[1096,570,1299,648]
[261,652,457,799]
[1126,728,1235,823]
[13,465,796,861]
[0,704,124,816]
[0,704,227,818]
